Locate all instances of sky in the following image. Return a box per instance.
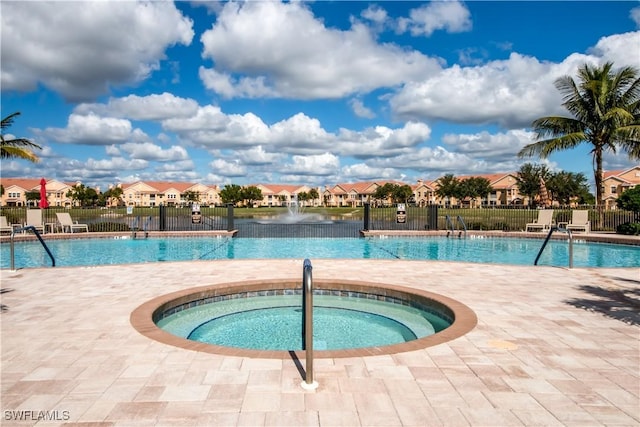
[1,0,639,191]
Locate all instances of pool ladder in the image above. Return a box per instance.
[131,215,152,239]
[534,226,573,268]
[301,258,318,390]
[9,226,56,269]
[445,215,467,238]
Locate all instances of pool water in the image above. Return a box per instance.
[2,236,639,268]
[158,294,450,351]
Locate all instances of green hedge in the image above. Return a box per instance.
[616,222,640,236]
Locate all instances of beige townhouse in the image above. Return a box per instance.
[0,178,79,207]
[602,166,640,209]
[119,181,220,207]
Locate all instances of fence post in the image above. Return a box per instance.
[363,202,370,231]
[227,204,234,232]
[159,204,166,231]
[427,204,438,230]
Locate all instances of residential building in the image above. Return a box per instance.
[324,181,393,207]
[602,166,640,209]
[412,179,437,207]
[252,184,317,207]
[119,181,221,207]
[0,178,79,207]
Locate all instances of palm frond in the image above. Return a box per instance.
[0,146,40,162]
[518,133,585,159]
[1,112,21,131]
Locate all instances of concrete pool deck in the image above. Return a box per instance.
[1,258,638,426]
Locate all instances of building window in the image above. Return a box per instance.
[611,186,617,194]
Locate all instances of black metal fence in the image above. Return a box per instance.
[0,206,229,233]
[365,205,637,232]
[1,204,637,236]
[235,219,362,238]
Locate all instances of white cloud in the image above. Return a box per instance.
[389,32,639,128]
[587,31,640,68]
[390,54,565,128]
[361,5,388,25]
[238,145,285,165]
[286,153,340,176]
[368,146,471,172]
[118,142,190,162]
[341,163,399,181]
[336,122,432,158]
[631,7,640,27]
[209,159,246,177]
[163,106,271,148]
[442,130,534,161]
[75,93,199,121]
[349,99,376,119]
[155,160,197,172]
[1,1,194,101]
[199,1,441,99]
[86,157,148,172]
[41,113,148,146]
[396,1,472,37]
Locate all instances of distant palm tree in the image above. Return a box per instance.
[518,62,640,207]
[1,112,41,162]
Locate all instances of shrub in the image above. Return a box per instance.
[616,222,640,236]
[88,222,130,232]
[492,222,512,231]
[465,221,489,230]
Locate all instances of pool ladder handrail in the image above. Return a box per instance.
[301,258,318,390]
[445,215,467,238]
[9,226,56,269]
[131,215,152,239]
[534,225,573,268]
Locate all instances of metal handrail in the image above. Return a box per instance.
[534,226,573,268]
[301,258,318,389]
[131,215,151,239]
[142,215,151,238]
[445,215,455,237]
[10,226,56,269]
[131,216,140,238]
[445,215,467,238]
[456,215,467,238]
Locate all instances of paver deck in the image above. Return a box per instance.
[1,257,638,426]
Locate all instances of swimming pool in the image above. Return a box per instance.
[2,236,639,268]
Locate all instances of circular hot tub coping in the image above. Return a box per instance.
[130,279,478,359]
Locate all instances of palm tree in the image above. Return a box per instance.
[1,112,41,162]
[518,62,640,208]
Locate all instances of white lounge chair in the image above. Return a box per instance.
[525,210,554,232]
[566,210,590,233]
[25,209,45,233]
[0,216,15,234]
[56,212,89,233]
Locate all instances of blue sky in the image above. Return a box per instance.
[1,1,639,191]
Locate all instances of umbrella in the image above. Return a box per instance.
[39,178,49,209]
[538,176,551,208]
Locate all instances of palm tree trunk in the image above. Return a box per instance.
[594,149,604,207]
[594,148,605,227]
